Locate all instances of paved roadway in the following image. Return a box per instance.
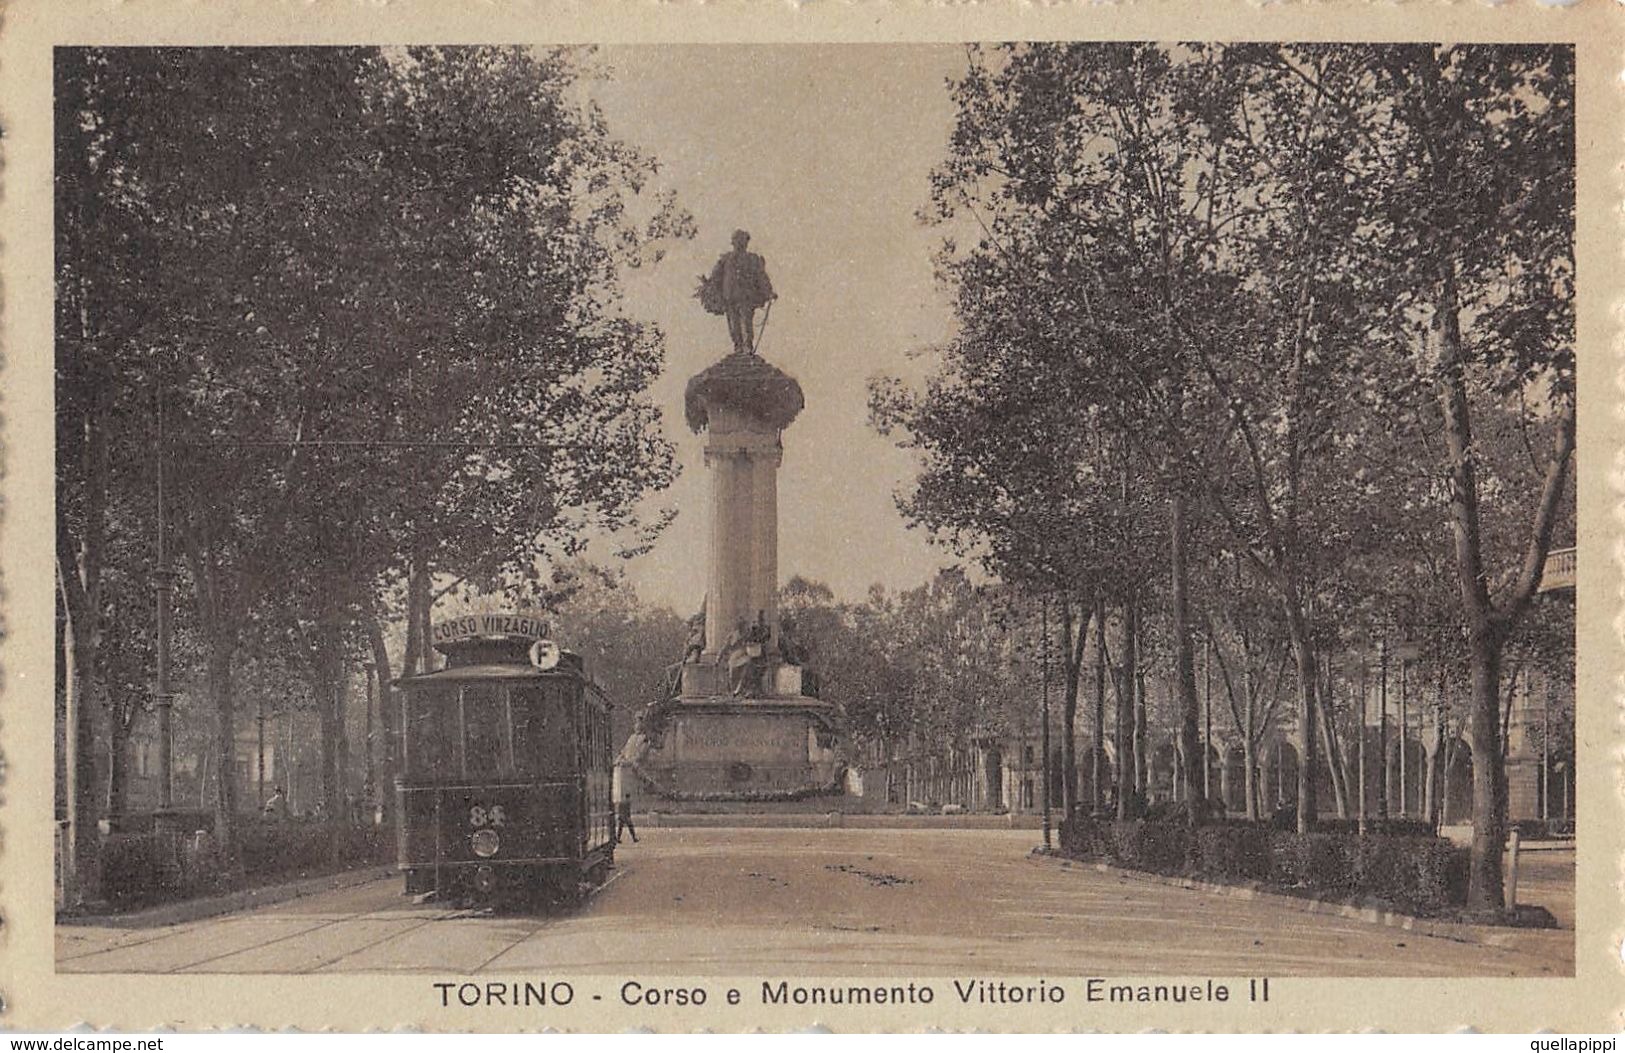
[56,828,1572,976]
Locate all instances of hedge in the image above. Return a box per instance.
[96,820,392,911]
[1058,815,1469,916]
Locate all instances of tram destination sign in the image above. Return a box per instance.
[431,612,551,645]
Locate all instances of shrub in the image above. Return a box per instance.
[1106,818,1189,874]
[1269,832,1358,895]
[1191,824,1271,881]
[1352,834,1406,900]
[1058,816,1105,857]
[83,817,392,916]
[100,831,226,909]
[239,820,392,879]
[1266,804,1298,831]
[1054,816,1470,916]
[100,834,175,909]
[1383,836,1469,915]
[1318,817,1435,838]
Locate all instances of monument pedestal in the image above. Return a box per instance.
[621,692,844,801]
[616,349,851,806]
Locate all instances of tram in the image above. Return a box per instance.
[394,613,614,908]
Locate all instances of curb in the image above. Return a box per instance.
[1028,853,1563,948]
[58,865,396,930]
[640,812,1044,830]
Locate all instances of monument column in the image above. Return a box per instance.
[688,351,802,659]
[751,437,782,646]
[701,412,786,654]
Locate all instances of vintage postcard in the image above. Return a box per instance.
[2,0,1621,1034]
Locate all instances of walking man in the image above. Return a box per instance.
[616,791,639,844]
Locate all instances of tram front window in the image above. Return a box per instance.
[460,684,511,777]
[404,687,456,780]
[510,684,576,775]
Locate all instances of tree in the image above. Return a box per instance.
[547,562,690,752]
[1354,45,1575,912]
[55,45,693,876]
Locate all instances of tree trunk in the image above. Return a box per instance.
[106,713,133,818]
[1284,602,1318,833]
[335,653,350,820]
[1242,735,1259,823]
[183,521,241,872]
[207,634,239,871]
[59,579,103,906]
[1059,599,1078,819]
[1131,601,1147,797]
[1169,493,1204,823]
[57,403,110,905]
[312,594,347,857]
[1426,680,1445,826]
[1315,657,1351,819]
[405,546,430,676]
[1092,596,1106,814]
[364,611,397,826]
[1432,264,1504,909]
[1240,654,1259,821]
[1058,595,1092,819]
[1466,637,1506,912]
[317,640,339,818]
[1114,601,1135,820]
[1428,661,1449,825]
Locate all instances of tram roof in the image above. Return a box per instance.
[394,662,582,687]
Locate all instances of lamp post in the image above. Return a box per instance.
[1393,639,1422,818]
[363,662,377,810]
[1377,639,1389,821]
[1398,653,1408,817]
[1357,650,1367,835]
[1541,677,1550,825]
[1040,591,1052,851]
[1202,634,1212,802]
[255,691,266,809]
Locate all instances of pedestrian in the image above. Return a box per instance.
[616,792,639,845]
[262,785,289,820]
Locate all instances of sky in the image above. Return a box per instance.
[584,45,974,614]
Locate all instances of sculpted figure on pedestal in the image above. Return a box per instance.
[697,229,776,354]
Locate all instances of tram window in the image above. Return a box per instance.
[510,683,576,775]
[404,687,456,779]
[461,684,510,778]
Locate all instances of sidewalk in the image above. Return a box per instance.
[58,864,395,930]
[1032,845,1575,944]
[639,811,1044,829]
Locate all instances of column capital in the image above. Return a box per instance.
[703,432,784,469]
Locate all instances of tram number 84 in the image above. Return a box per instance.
[469,805,507,828]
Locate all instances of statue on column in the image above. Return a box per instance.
[697,229,776,354]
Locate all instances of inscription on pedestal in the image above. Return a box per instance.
[676,713,808,764]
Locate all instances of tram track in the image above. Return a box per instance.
[464,865,629,974]
[167,902,473,974]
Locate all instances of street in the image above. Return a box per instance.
[56,828,1572,977]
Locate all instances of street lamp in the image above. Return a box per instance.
[1392,639,1422,819]
[363,662,377,808]
[1377,639,1389,822]
[1202,633,1212,802]
[1357,649,1367,835]
[1040,590,1052,851]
